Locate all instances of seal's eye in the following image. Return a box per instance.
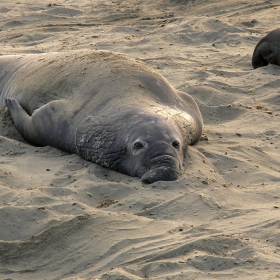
[133,141,144,150]
[172,140,180,149]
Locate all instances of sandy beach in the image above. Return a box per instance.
[1,0,280,279]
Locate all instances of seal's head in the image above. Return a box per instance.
[115,118,185,184]
[76,114,188,184]
[252,28,280,69]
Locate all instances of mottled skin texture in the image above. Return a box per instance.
[0,50,203,183]
[252,28,280,69]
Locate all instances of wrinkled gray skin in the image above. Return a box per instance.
[0,50,203,183]
[252,28,280,69]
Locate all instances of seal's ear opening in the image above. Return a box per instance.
[252,42,276,69]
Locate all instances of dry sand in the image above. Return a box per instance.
[0,0,280,279]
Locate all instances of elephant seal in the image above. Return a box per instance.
[252,28,280,69]
[0,50,203,183]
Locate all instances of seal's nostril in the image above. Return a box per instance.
[141,177,151,184]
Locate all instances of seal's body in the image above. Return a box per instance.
[252,28,280,69]
[0,50,203,183]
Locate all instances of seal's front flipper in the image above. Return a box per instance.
[6,98,72,151]
[5,98,43,146]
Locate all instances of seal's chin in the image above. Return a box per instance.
[141,167,180,184]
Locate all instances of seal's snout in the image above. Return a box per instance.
[141,167,179,184]
[140,152,182,184]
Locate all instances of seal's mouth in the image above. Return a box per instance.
[140,155,181,184]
